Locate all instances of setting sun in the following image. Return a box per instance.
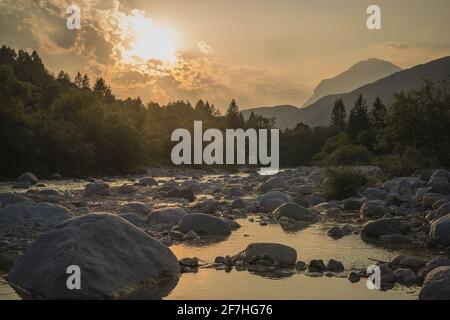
[119,10,178,63]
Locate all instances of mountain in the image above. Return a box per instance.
[245,56,450,129]
[241,105,299,128]
[303,58,402,106]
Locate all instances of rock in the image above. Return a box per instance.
[361,187,387,200]
[378,233,414,243]
[259,191,291,212]
[179,257,199,268]
[12,181,30,189]
[243,243,297,267]
[166,188,195,202]
[429,177,450,195]
[348,272,360,283]
[359,200,387,219]
[51,173,63,180]
[295,260,306,271]
[390,255,428,272]
[308,259,326,272]
[7,213,180,299]
[379,263,396,285]
[147,208,187,225]
[230,198,246,209]
[84,181,110,196]
[16,172,38,185]
[360,218,410,241]
[327,259,344,272]
[343,197,365,211]
[182,230,200,240]
[431,202,450,221]
[327,226,344,239]
[274,202,319,223]
[394,268,417,286]
[119,202,150,216]
[429,214,450,246]
[0,202,71,226]
[191,199,219,214]
[324,207,345,217]
[118,213,144,226]
[215,256,225,264]
[224,255,232,266]
[341,224,356,234]
[430,169,450,182]
[0,192,33,206]
[290,184,314,196]
[178,213,231,236]
[423,193,447,209]
[257,176,287,193]
[306,194,325,206]
[117,184,136,194]
[419,266,450,300]
[180,179,203,194]
[417,256,450,281]
[227,220,241,230]
[138,177,158,186]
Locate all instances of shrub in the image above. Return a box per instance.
[376,147,427,177]
[321,167,370,200]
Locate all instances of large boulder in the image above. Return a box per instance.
[0,193,34,206]
[7,214,180,299]
[242,243,297,267]
[359,200,387,219]
[430,169,450,183]
[417,255,450,281]
[419,266,450,300]
[147,208,187,225]
[426,202,450,222]
[84,181,110,196]
[16,172,38,185]
[259,191,291,212]
[119,202,150,216]
[390,255,428,272]
[429,214,450,246]
[0,202,71,226]
[118,213,144,226]
[257,176,287,193]
[273,202,318,223]
[178,213,231,236]
[360,218,410,241]
[429,177,450,195]
[423,193,447,209]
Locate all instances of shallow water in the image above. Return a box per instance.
[168,217,430,300]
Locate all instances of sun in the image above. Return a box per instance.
[120,10,178,64]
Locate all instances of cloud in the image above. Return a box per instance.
[385,42,409,50]
[198,41,214,55]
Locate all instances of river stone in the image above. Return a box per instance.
[178,213,231,236]
[0,202,71,226]
[257,176,287,193]
[7,213,179,299]
[390,255,428,272]
[394,268,417,286]
[429,177,450,195]
[359,200,387,219]
[147,208,187,225]
[430,169,450,182]
[360,218,410,241]
[180,179,203,194]
[427,202,450,221]
[118,213,144,226]
[419,266,450,300]
[16,172,38,185]
[273,202,318,223]
[429,214,450,246]
[327,226,344,239]
[84,181,110,196]
[0,193,34,206]
[243,243,297,267]
[119,202,150,216]
[343,197,365,211]
[230,198,246,209]
[308,259,326,272]
[259,191,291,212]
[166,188,195,202]
[12,181,30,189]
[417,255,450,281]
[138,177,158,186]
[327,259,344,272]
[422,193,447,209]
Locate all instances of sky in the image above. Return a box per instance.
[0,0,449,111]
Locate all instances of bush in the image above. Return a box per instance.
[315,143,372,166]
[321,167,370,200]
[376,147,427,177]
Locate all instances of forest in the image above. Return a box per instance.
[1,45,449,179]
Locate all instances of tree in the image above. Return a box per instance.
[74,72,83,88]
[348,94,371,138]
[330,98,347,131]
[93,77,114,102]
[57,71,71,86]
[225,99,245,128]
[371,96,387,130]
[81,74,90,89]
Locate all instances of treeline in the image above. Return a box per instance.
[1,45,449,178]
[281,80,450,176]
[0,45,274,178]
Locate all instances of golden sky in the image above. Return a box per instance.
[0,0,449,110]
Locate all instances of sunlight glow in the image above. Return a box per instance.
[120,10,178,64]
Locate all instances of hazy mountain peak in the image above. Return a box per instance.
[303,58,402,106]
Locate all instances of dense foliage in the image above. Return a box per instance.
[1,45,449,178]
